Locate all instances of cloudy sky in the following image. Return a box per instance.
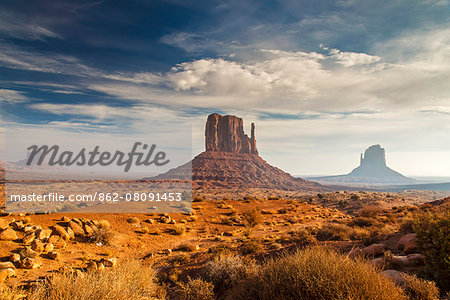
[0,0,449,177]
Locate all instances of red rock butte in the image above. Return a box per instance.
[148,113,321,191]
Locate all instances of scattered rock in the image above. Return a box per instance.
[0,262,15,269]
[66,226,75,240]
[404,237,418,254]
[0,219,9,230]
[9,253,20,263]
[48,251,60,260]
[35,228,52,240]
[31,240,44,253]
[86,261,97,271]
[52,225,70,240]
[370,257,386,269]
[20,257,41,269]
[19,247,39,259]
[84,224,94,236]
[43,243,54,253]
[0,228,18,241]
[61,216,70,222]
[361,244,385,257]
[397,233,415,250]
[0,268,15,282]
[10,221,24,231]
[23,233,36,245]
[100,257,117,268]
[68,221,85,236]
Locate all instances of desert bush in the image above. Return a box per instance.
[89,228,115,245]
[400,274,439,300]
[242,208,262,228]
[98,219,111,229]
[316,223,352,241]
[240,238,263,254]
[413,211,450,292]
[229,246,406,300]
[172,224,186,236]
[193,196,204,202]
[288,229,317,247]
[177,242,198,252]
[350,216,380,228]
[203,255,256,295]
[30,260,165,300]
[175,277,214,300]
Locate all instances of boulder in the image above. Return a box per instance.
[0,228,18,241]
[0,268,15,282]
[48,251,60,260]
[52,225,70,240]
[84,224,94,236]
[43,243,54,253]
[35,228,52,240]
[23,233,35,245]
[66,226,75,240]
[404,237,418,254]
[20,258,41,269]
[361,244,385,257]
[9,253,20,263]
[31,240,44,253]
[397,233,416,250]
[0,262,15,270]
[370,257,386,269]
[69,221,85,236]
[0,219,9,230]
[10,221,24,231]
[19,247,39,259]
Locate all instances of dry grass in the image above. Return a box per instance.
[400,274,439,300]
[203,254,256,295]
[242,208,262,228]
[89,228,116,245]
[29,260,164,300]
[229,246,406,300]
[175,277,214,300]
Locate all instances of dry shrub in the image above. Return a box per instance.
[229,246,406,300]
[177,242,198,252]
[316,223,352,241]
[242,208,262,228]
[288,229,317,247]
[203,255,257,295]
[98,219,111,229]
[413,211,450,292]
[90,227,115,245]
[172,224,186,236]
[400,274,439,300]
[0,285,26,300]
[240,238,263,254]
[30,260,165,300]
[175,277,214,300]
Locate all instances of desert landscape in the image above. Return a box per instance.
[1,1,449,299]
[1,114,449,299]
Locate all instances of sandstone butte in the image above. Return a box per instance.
[148,113,321,191]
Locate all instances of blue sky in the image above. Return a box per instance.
[1,0,449,176]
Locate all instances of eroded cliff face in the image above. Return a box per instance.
[205,113,258,155]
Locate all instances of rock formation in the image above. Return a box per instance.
[311,145,415,185]
[205,113,258,155]
[147,113,320,190]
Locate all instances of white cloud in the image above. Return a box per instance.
[0,89,28,103]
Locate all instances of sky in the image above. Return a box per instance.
[0,0,449,177]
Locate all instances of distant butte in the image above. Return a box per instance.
[147,113,321,191]
[311,145,415,185]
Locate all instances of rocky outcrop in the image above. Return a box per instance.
[148,113,321,191]
[205,113,258,155]
[310,145,415,185]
